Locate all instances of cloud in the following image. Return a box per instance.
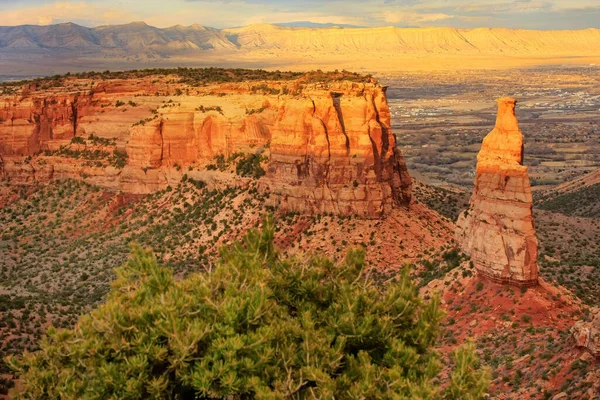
[382,0,422,4]
[0,1,135,26]
[0,0,598,30]
[457,0,553,15]
[379,11,454,25]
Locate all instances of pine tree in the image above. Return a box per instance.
[9,217,489,399]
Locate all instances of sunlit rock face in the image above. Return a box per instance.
[0,76,412,218]
[260,82,412,219]
[456,97,539,287]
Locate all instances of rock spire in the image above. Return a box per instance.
[456,97,539,286]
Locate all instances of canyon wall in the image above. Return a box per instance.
[260,83,411,217]
[456,97,539,286]
[0,75,412,218]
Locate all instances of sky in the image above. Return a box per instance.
[0,0,599,30]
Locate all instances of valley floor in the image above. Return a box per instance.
[1,176,598,398]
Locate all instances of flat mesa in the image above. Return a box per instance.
[456,97,539,287]
[0,72,412,218]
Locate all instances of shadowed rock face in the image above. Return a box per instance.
[456,97,539,287]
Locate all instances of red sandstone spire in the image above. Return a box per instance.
[456,97,539,287]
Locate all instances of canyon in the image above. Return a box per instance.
[1,69,599,399]
[0,71,411,218]
[456,97,539,287]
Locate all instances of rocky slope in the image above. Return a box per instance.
[456,97,539,286]
[0,70,411,218]
[420,261,598,399]
[1,73,598,399]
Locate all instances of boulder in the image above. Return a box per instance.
[571,308,600,358]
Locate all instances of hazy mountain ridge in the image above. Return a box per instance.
[0,22,235,53]
[1,21,600,55]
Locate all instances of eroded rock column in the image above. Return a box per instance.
[456,97,539,286]
[261,83,412,219]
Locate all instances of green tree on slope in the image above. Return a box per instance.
[9,217,488,399]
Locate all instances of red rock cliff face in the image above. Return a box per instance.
[261,83,411,218]
[0,78,277,191]
[0,76,412,218]
[126,111,274,169]
[0,91,92,156]
[456,97,539,286]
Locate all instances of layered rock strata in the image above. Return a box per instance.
[0,76,412,218]
[456,97,539,286]
[260,83,411,218]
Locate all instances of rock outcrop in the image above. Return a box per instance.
[0,92,91,156]
[0,74,412,218]
[572,308,600,358]
[456,97,539,287]
[261,83,411,218]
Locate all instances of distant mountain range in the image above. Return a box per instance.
[3,21,600,54]
[1,21,600,75]
[0,22,235,53]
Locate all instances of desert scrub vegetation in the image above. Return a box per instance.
[414,248,472,288]
[246,106,267,115]
[87,134,117,146]
[42,140,128,169]
[132,115,159,127]
[9,219,489,399]
[251,83,282,95]
[0,176,480,398]
[69,134,117,147]
[535,182,600,218]
[1,68,373,92]
[0,178,271,392]
[206,152,267,179]
[196,105,224,114]
[412,181,469,222]
[533,209,600,306]
[236,153,267,178]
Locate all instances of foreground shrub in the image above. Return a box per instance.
[9,218,488,399]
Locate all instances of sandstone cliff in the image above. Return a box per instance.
[456,97,539,286]
[0,73,412,218]
[0,90,90,156]
[261,83,411,218]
